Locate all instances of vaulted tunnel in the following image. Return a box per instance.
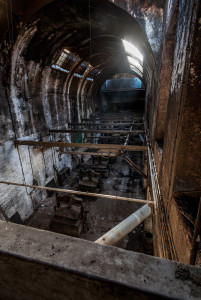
[11,0,153,126]
[0,0,201,299]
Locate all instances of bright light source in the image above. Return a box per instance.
[122,39,143,62]
[127,56,143,73]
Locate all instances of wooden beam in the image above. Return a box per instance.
[85,136,126,139]
[68,123,143,126]
[124,156,147,179]
[82,118,136,121]
[49,129,144,134]
[60,151,121,157]
[0,181,153,205]
[14,140,147,152]
[82,116,143,123]
[82,117,142,121]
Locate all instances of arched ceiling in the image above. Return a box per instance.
[1,0,160,93]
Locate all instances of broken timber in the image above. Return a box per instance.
[0,181,153,205]
[49,129,144,135]
[14,140,147,152]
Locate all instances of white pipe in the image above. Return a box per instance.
[95,204,151,246]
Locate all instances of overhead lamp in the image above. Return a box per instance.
[122,39,143,62]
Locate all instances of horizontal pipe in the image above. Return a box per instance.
[14,140,147,152]
[95,204,152,246]
[49,129,144,134]
[0,181,153,205]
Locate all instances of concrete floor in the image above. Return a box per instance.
[25,151,148,253]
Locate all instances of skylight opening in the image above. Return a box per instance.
[122,39,143,75]
[127,56,143,73]
[122,39,143,62]
[56,51,68,67]
[55,50,78,69]
[52,50,93,81]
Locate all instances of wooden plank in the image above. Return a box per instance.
[49,129,144,134]
[0,181,153,205]
[14,140,147,152]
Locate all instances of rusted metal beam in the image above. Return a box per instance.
[124,156,147,179]
[14,140,147,152]
[0,181,153,205]
[49,129,144,134]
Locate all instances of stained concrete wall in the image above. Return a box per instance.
[0,33,79,221]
